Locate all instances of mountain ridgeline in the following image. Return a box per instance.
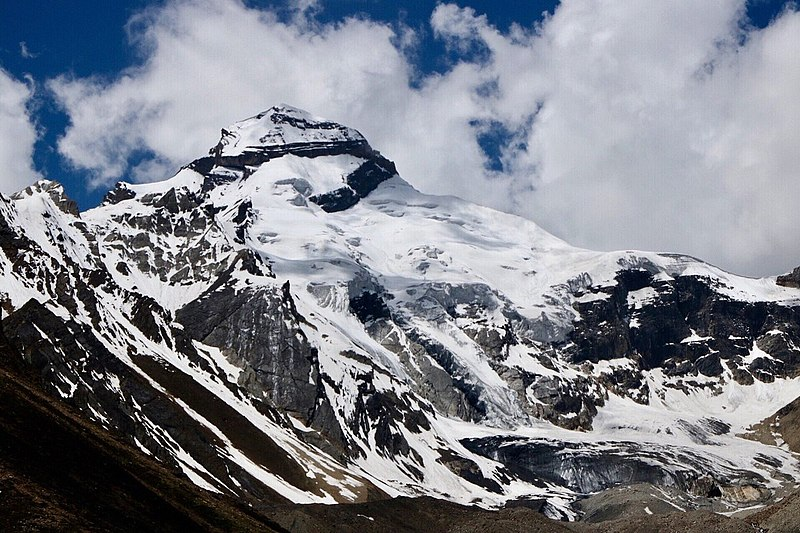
[2,105,800,528]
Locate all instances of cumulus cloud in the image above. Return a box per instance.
[475,0,800,277]
[49,0,800,276]
[0,68,41,194]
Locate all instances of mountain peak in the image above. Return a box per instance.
[101,106,397,214]
[211,105,365,158]
[10,179,79,216]
[7,104,800,523]
[174,105,398,213]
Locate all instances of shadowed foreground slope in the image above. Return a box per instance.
[0,327,285,533]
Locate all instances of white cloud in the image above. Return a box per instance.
[0,68,41,194]
[478,0,800,277]
[19,41,39,59]
[431,4,488,44]
[49,0,800,276]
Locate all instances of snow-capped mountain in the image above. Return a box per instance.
[3,105,800,519]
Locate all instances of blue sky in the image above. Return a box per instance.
[1,1,798,276]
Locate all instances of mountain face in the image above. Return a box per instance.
[2,105,800,520]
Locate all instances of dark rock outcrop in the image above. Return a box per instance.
[103,182,137,205]
[177,280,321,422]
[462,435,767,502]
[777,266,800,288]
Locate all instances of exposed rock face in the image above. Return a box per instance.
[11,180,79,216]
[777,266,800,288]
[567,268,800,403]
[103,182,137,205]
[177,280,322,421]
[309,156,398,212]
[2,106,800,520]
[462,435,767,499]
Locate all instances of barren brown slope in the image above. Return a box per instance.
[261,497,573,533]
[745,394,800,454]
[748,488,800,533]
[0,321,287,533]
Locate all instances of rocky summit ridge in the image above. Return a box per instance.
[3,105,800,524]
